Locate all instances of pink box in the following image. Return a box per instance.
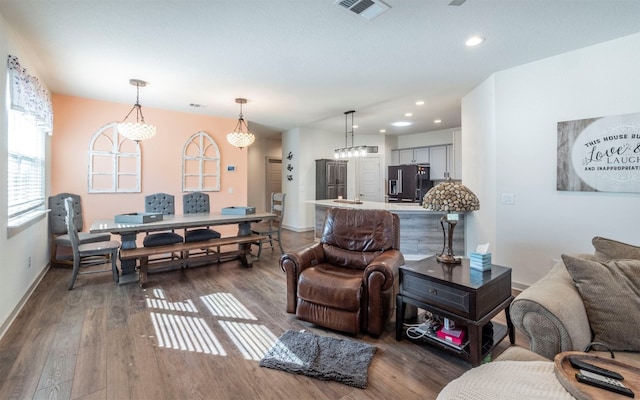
[437,326,466,345]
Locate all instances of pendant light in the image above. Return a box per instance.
[334,110,368,158]
[227,98,255,149]
[117,79,157,143]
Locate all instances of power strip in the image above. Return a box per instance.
[414,322,432,335]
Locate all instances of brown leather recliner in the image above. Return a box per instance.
[280,207,404,336]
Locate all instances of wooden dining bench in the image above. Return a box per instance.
[119,234,266,287]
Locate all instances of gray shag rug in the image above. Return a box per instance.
[259,330,377,389]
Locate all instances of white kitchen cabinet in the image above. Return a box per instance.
[391,142,456,180]
[429,145,448,180]
[447,145,454,179]
[395,147,430,164]
[399,149,414,164]
[413,147,430,164]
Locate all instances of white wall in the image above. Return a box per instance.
[0,15,51,338]
[281,127,317,231]
[462,33,640,288]
[461,75,497,268]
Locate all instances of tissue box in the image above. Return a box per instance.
[114,212,163,224]
[469,252,492,271]
[221,206,256,215]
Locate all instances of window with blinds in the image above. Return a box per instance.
[5,55,51,228]
[7,107,45,221]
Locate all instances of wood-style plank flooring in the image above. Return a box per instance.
[0,230,527,400]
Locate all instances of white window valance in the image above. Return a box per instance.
[7,55,53,134]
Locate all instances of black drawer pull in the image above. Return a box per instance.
[429,288,437,295]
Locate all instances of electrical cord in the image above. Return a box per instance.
[404,319,442,340]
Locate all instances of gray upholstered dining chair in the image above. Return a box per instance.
[182,192,221,242]
[143,193,184,247]
[251,192,286,257]
[182,192,222,259]
[48,192,111,267]
[64,197,120,289]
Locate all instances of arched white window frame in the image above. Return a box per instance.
[88,122,141,193]
[182,131,221,192]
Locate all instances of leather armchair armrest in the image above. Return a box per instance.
[363,249,404,335]
[363,249,404,292]
[510,261,592,360]
[279,242,325,314]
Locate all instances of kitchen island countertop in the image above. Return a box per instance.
[311,199,444,213]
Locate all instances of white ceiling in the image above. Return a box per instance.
[1,0,639,139]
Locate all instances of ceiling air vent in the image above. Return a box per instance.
[334,0,390,21]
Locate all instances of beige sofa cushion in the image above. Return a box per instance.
[561,254,640,352]
[592,236,640,260]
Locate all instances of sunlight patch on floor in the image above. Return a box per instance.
[146,288,199,312]
[200,292,257,320]
[150,312,227,355]
[218,320,278,361]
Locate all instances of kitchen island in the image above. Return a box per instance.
[312,200,466,260]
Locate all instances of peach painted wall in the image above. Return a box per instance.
[51,94,249,238]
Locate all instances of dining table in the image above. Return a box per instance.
[89,211,275,284]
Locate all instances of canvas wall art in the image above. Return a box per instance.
[557,112,640,193]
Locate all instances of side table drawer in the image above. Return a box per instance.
[402,273,470,316]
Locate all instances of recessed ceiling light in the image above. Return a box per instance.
[392,121,412,127]
[405,112,413,117]
[434,119,442,124]
[379,129,386,133]
[465,36,485,47]
[415,101,425,106]
[353,125,359,129]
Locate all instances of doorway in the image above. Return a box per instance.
[265,157,282,208]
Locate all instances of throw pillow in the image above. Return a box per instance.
[561,254,640,351]
[592,236,640,260]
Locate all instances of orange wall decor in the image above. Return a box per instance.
[51,94,249,238]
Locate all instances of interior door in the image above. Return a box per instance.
[265,158,282,209]
[357,156,383,202]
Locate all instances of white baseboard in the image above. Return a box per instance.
[281,225,314,233]
[0,264,50,341]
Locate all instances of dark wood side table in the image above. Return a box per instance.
[395,256,515,367]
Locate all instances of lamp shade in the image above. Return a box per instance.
[226,131,255,148]
[422,180,480,212]
[118,121,157,142]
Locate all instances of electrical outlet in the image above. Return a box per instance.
[501,193,515,205]
[27,256,31,269]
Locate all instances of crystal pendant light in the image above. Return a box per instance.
[227,98,255,149]
[117,79,157,143]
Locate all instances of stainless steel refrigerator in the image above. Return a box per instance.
[387,164,433,203]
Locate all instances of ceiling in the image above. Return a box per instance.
[1,0,639,139]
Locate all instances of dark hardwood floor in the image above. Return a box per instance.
[0,229,527,400]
